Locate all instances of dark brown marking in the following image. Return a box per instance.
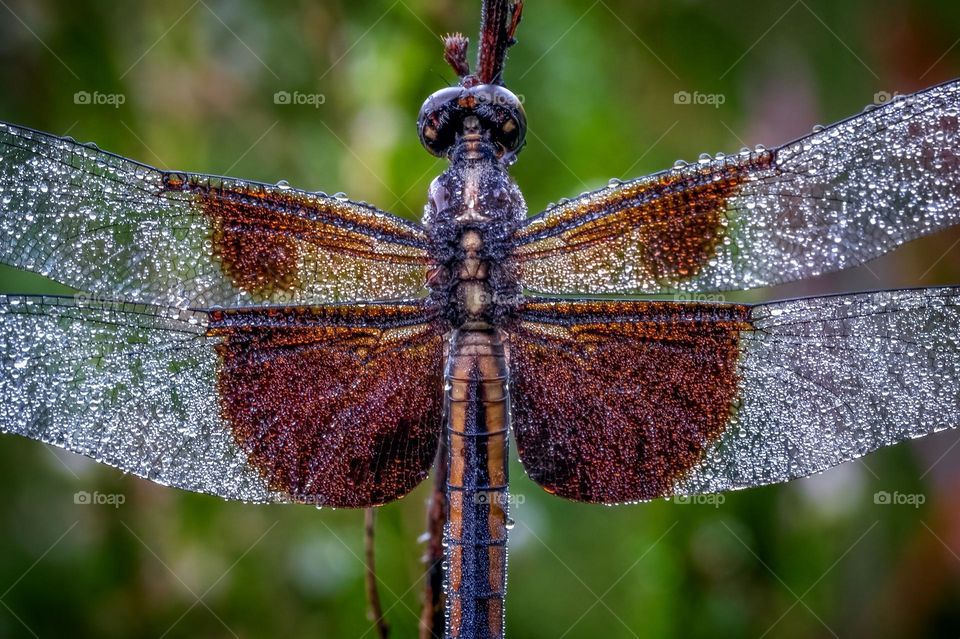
[514,151,774,284]
[210,216,300,298]
[161,173,428,300]
[206,304,444,507]
[509,300,751,503]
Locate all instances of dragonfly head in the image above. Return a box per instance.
[417,84,526,161]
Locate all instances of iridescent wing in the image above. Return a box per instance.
[0,295,444,506]
[0,122,430,306]
[508,288,960,503]
[513,80,960,295]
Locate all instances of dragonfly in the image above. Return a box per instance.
[2,1,960,637]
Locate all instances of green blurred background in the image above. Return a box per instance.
[2,1,960,637]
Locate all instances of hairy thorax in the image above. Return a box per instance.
[423,134,526,329]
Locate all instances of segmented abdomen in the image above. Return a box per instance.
[443,327,510,639]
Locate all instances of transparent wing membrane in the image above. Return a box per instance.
[0,122,430,307]
[514,80,960,295]
[0,295,270,500]
[677,287,960,496]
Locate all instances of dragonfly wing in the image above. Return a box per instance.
[508,288,960,503]
[513,80,960,295]
[0,296,444,506]
[0,122,430,306]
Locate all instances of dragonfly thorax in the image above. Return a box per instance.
[423,133,526,328]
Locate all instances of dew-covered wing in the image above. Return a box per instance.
[512,80,960,295]
[0,122,430,306]
[677,287,960,498]
[0,295,444,506]
[508,289,960,503]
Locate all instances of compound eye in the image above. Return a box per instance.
[477,85,526,156]
[417,87,462,157]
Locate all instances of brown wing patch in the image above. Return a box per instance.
[513,151,773,286]
[210,217,300,297]
[163,173,429,301]
[510,300,750,503]
[207,304,444,507]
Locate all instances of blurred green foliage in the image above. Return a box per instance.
[2,1,960,637]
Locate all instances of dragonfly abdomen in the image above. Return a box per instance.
[443,327,510,639]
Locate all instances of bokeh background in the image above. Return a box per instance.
[1,1,960,637]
